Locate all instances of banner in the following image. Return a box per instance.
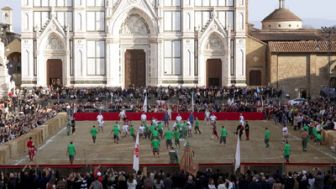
[133,132,140,172]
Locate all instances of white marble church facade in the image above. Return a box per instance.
[21,0,246,87]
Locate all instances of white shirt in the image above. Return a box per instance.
[119,110,126,119]
[205,111,210,118]
[123,124,129,132]
[127,180,137,189]
[210,115,216,122]
[282,127,288,135]
[97,114,103,123]
[139,125,145,134]
[141,113,147,121]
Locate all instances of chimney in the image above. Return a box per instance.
[279,0,285,9]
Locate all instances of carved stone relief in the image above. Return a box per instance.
[120,14,150,35]
[207,34,223,49]
[46,35,64,50]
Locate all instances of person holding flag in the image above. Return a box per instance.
[90,125,98,144]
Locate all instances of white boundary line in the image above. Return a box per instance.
[14,127,67,165]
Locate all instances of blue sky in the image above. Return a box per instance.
[0,0,336,33]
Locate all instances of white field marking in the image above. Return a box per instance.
[14,127,67,165]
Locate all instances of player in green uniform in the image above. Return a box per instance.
[151,138,161,158]
[158,122,164,139]
[90,125,98,144]
[264,127,271,148]
[152,128,159,140]
[111,123,121,144]
[67,141,76,164]
[164,129,173,149]
[301,127,309,151]
[283,141,291,163]
[220,126,228,144]
[173,127,180,148]
[130,124,135,141]
[194,117,201,134]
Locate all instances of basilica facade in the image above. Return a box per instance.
[21,0,246,88]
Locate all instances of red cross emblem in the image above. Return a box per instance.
[134,144,140,158]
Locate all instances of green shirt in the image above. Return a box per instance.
[152,130,159,138]
[152,139,160,150]
[130,127,135,135]
[90,128,98,137]
[283,144,291,156]
[195,120,200,128]
[264,130,271,140]
[113,126,120,136]
[220,128,228,137]
[150,125,155,133]
[158,123,164,131]
[174,130,180,139]
[67,144,76,156]
[176,123,182,130]
[164,130,173,140]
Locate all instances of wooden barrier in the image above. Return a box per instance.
[0,113,67,164]
[322,130,336,148]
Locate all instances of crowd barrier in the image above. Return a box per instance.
[0,113,67,164]
[74,112,264,121]
[0,163,333,175]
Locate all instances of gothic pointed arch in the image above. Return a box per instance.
[110,6,158,36]
[199,18,228,51]
[120,14,150,35]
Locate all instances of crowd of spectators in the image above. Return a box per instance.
[0,165,335,189]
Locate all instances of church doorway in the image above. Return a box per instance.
[46,59,62,87]
[206,59,222,87]
[125,49,146,88]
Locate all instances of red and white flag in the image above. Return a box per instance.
[133,132,140,172]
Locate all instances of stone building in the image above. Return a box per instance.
[246,0,336,98]
[0,7,21,97]
[21,0,247,88]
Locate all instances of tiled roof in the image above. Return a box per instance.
[269,41,336,53]
[250,30,322,41]
[262,8,301,22]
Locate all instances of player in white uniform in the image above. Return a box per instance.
[119,109,126,121]
[176,114,182,123]
[139,124,145,137]
[141,113,147,124]
[96,113,104,132]
[210,114,217,124]
[282,125,289,143]
[205,109,210,125]
[239,113,245,126]
[122,122,129,137]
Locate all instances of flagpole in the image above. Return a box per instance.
[234,135,241,174]
[133,132,140,172]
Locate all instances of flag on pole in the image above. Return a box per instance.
[234,136,241,172]
[133,132,140,172]
[143,95,147,112]
[191,92,195,112]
